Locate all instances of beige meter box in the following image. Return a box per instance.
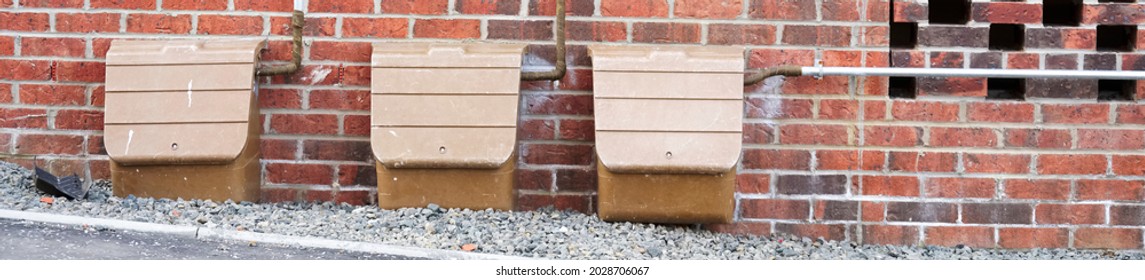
[371,43,527,210]
[103,40,265,202]
[589,45,745,224]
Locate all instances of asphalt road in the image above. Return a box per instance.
[0,219,418,260]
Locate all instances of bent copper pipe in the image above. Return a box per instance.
[258,10,304,76]
[744,65,803,85]
[520,0,567,81]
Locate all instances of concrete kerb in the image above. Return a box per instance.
[0,209,530,260]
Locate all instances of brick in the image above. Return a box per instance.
[266,163,333,185]
[530,0,595,16]
[54,110,103,131]
[302,140,372,162]
[270,16,336,37]
[971,2,1041,24]
[1113,155,1145,176]
[86,135,105,155]
[1006,53,1039,69]
[892,1,926,22]
[822,51,863,67]
[556,168,597,192]
[56,13,120,33]
[309,41,372,62]
[863,100,887,120]
[674,0,742,19]
[863,126,919,147]
[1082,3,1145,25]
[517,169,552,191]
[891,100,959,122]
[776,175,847,195]
[522,68,593,91]
[928,51,966,68]
[236,0,294,12]
[748,49,815,68]
[1078,129,1145,150]
[1038,155,1106,175]
[21,0,83,8]
[963,153,1030,174]
[1045,54,1079,70]
[632,22,701,44]
[749,0,815,21]
[333,188,373,205]
[521,144,593,165]
[338,165,378,187]
[309,0,372,13]
[862,201,885,222]
[303,189,333,202]
[861,176,920,197]
[778,124,850,145]
[1085,54,1118,70]
[21,37,85,57]
[0,83,10,103]
[1003,128,1072,149]
[742,149,810,170]
[127,14,192,34]
[890,50,925,67]
[198,15,263,35]
[925,178,996,199]
[343,115,369,137]
[55,61,105,83]
[3,108,49,129]
[0,12,49,32]
[741,199,809,220]
[260,139,296,160]
[1025,28,1096,50]
[414,19,481,39]
[1041,104,1109,124]
[558,119,594,141]
[309,90,369,111]
[164,0,226,10]
[567,21,627,42]
[258,89,301,109]
[1027,78,1099,99]
[919,26,988,48]
[821,0,859,21]
[930,127,998,148]
[19,84,85,106]
[862,225,919,246]
[925,226,995,248]
[736,173,769,194]
[888,152,956,173]
[745,97,812,119]
[918,77,986,97]
[1074,228,1142,249]
[969,52,1001,69]
[0,37,11,56]
[706,223,771,236]
[708,24,776,45]
[861,26,889,47]
[519,119,555,140]
[0,60,51,81]
[1076,180,1144,201]
[998,228,1068,249]
[523,94,593,115]
[781,75,851,96]
[1036,204,1105,225]
[782,25,852,47]
[381,0,447,14]
[601,0,668,17]
[774,223,847,241]
[457,0,519,15]
[887,202,956,223]
[968,102,1034,123]
[1117,104,1145,125]
[816,150,883,171]
[16,134,83,155]
[1111,205,1145,226]
[963,203,1033,225]
[865,0,889,22]
[269,114,339,135]
[488,20,553,40]
[813,200,857,221]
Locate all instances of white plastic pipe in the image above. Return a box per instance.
[802,66,1145,80]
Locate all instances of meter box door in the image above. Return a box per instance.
[371,43,527,210]
[589,45,745,224]
[103,40,265,202]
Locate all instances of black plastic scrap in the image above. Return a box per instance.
[33,167,87,200]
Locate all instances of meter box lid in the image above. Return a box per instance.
[103,40,264,166]
[589,45,745,174]
[371,43,527,169]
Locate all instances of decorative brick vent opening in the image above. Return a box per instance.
[1097,0,1136,3]
[890,22,919,49]
[1096,25,1137,52]
[989,24,1025,51]
[1043,0,1082,26]
[889,77,918,99]
[1098,80,1134,101]
[928,0,971,24]
[987,78,1026,100]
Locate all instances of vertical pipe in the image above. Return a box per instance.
[520,0,567,81]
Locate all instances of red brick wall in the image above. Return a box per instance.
[2,0,1144,249]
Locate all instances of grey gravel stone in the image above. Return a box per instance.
[1,162,1144,260]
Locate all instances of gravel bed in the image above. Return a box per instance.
[1,162,1142,260]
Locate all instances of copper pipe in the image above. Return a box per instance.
[258,10,304,76]
[520,0,567,81]
[744,65,802,85]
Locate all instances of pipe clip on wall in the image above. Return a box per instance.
[519,0,567,81]
[257,10,305,76]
